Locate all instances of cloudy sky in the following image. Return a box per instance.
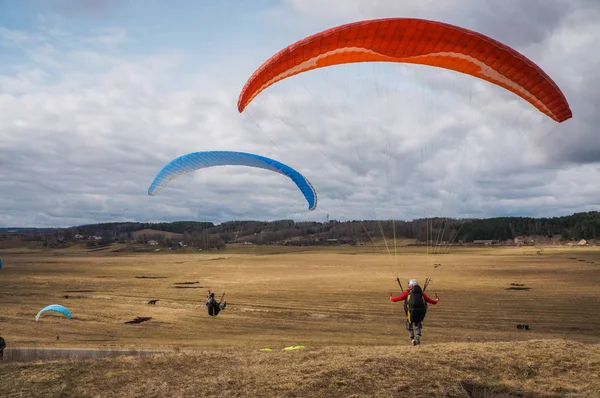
[0,0,598,227]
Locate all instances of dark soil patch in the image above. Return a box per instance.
[135,276,168,279]
[124,316,152,324]
[173,286,205,289]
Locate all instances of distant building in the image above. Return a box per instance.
[473,239,495,245]
[578,239,588,246]
[147,240,159,246]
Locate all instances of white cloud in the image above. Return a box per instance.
[1,1,600,227]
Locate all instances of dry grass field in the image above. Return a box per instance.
[1,244,600,396]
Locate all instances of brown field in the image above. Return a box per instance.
[1,244,600,397]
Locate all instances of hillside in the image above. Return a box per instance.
[1,340,598,397]
[1,211,599,249]
[130,229,184,241]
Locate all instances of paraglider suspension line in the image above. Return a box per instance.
[423,277,432,292]
[396,277,404,292]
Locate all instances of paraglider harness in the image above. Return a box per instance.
[404,285,427,323]
[206,291,225,317]
[397,277,431,324]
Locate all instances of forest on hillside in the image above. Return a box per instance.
[3,212,598,249]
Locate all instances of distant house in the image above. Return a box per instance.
[74,234,84,240]
[578,239,588,246]
[338,238,356,246]
[514,237,525,245]
[147,240,159,246]
[473,240,495,245]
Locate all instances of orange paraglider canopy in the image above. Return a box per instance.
[238,18,572,123]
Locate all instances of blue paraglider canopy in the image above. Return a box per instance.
[35,304,71,321]
[148,151,318,211]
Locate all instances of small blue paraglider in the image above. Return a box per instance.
[35,304,71,322]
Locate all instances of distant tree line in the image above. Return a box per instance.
[456,211,600,242]
[2,212,599,247]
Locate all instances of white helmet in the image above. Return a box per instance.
[408,279,418,288]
